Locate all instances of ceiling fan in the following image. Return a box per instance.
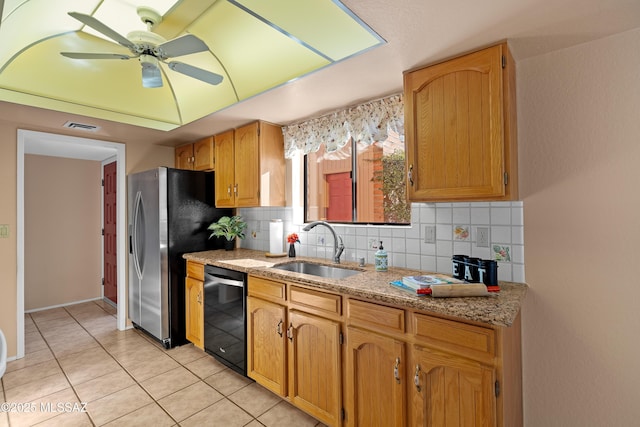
[60,6,223,88]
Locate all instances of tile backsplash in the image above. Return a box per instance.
[239,201,525,283]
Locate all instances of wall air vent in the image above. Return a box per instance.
[63,121,100,132]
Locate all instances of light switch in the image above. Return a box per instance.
[0,224,8,238]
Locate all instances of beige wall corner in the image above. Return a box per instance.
[518,27,640,425]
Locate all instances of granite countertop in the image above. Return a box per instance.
[184,248,527,327]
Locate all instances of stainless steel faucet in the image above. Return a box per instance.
[302,221,345,264]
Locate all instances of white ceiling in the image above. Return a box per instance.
[2,0,639,148]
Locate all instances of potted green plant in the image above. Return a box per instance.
[208,215,247,250]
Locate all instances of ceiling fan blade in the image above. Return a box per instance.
[158,34,209,58]
[68,11,135,49]
[61,52,131,60]
[142,63,163,88]
[167,61,223,85]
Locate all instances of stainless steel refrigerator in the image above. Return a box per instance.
[128,167,232,348]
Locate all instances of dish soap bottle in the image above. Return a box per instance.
[375,241,388,272]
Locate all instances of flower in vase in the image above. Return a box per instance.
[287,233,300,244]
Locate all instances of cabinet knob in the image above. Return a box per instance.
[234,184,238,197]
[227,185,232,196]
[394,357,401,384]
[276,319,283,337]
[414,364,422,392]
[408,165,414,186]
[197,291,202,305]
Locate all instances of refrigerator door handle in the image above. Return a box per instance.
[132,190,144,281]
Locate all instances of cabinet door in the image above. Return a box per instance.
[288,310,342,427]
[185,277,204,349]
[175,144,194,170]
[410,345,496,427]
[193,136,214,171]
[345,326,406,427]
[404,44,506,201]
[234,122,260,207]
[214,130,236,207]
[247,296,287,396]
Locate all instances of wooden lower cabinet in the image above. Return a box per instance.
[345,298,520,427]
[288,310,342,426]
[246,276,522,427]
[409,346,496,426]
[246,296,287,396]
[344,326,406,427]
[185,276,204,349]
[247,276,343,426]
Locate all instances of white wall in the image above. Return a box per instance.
[518,28,640,424]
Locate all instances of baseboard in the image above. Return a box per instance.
[25,297,102,313]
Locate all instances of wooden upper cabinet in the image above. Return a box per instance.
[175,137,215,171]
[193,136,214,171]
[234,122,261,207]
[214,129,236,208]
[175,143,194,170]
[404,42,518,201]
[214,121,286,208]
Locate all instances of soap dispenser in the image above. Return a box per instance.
[375,241,388,272]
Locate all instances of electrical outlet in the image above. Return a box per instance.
[424,225,436,244]
[477,227,489,248]
[0,224,8,238]
[317,236,325,245]
[369,238,378,249]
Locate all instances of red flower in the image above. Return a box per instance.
[287,233,300,244]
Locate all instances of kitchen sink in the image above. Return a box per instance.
[273,261,362,279]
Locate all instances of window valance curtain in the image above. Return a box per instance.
[282,94,403,159]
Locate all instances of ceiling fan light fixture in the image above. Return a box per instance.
[140,54,162,88]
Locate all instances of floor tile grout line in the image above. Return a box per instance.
[61,303,184,426]
[22,307,213,426]
[25,311,97,427]
[15,302,319,427]
[62,301,243,426]
[25,303,143,426]
[90,311,288,425]
[89,318,266,425]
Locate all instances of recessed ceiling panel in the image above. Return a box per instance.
[0,33,182,123]
[87,0,178,42]
[168,54,239,123]
[0,0,385,130]
[191,0,331,101]
[0,0,102,69]
[234,0,384,60]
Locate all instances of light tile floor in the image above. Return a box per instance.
[0,300,325,427]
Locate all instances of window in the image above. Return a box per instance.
[305,129,410,224]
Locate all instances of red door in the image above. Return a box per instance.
[103,161,117,304]
[326,172,352,221]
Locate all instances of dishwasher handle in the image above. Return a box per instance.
[205,273,244,288]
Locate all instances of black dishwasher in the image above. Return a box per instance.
[203,265,247,376]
